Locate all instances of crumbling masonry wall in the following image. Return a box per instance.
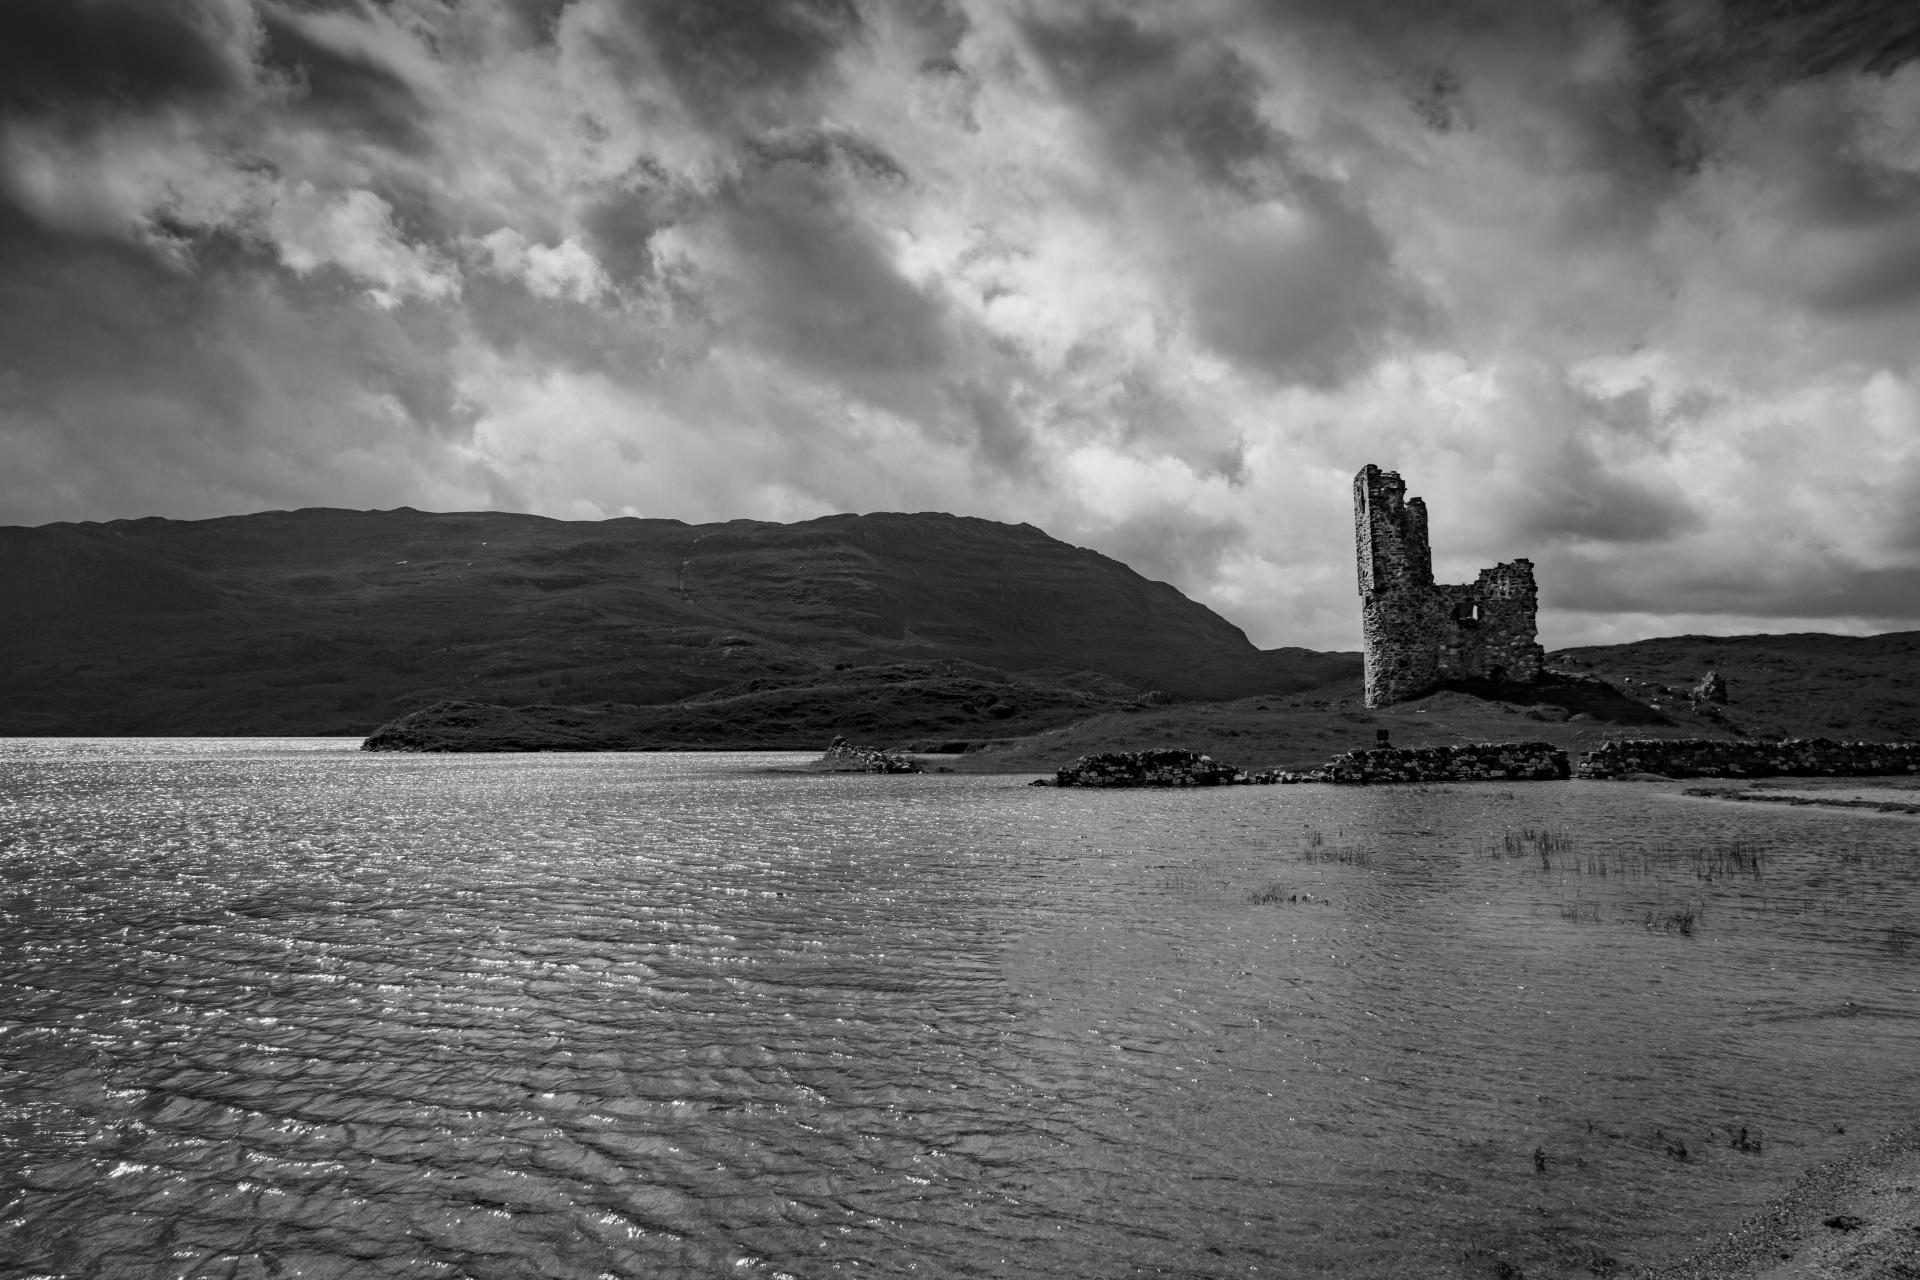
[1355,465,1544,707]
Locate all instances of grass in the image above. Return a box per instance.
[1303,844,1374,867]
[1298,825,1373,867]
[1513,838,1768,880]
[1487,826,1575,867]
[1645,906,1701,936]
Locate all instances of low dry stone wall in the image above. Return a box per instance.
[817,736,922,773]
[1043,743,1570,788]
[1048,750,1254,787]
[1579,738,1920,780]
[1282,742,1570,785]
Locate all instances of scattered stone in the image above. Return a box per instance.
[1692,670,1730,704]
[815,736,921,773]
[1579,738,1920,780]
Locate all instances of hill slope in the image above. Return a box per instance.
[0,507,1357,735]
[1550,631,1920,741]
[933,632,1920,774]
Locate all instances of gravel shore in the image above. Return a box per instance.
[1645,1127,1920,1278]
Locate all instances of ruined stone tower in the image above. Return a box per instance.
[1354,465,1544,707]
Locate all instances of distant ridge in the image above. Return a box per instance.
[0,506,1358,735]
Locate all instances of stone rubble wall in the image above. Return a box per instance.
[1578,738,1920,779]
[1048,749,1250,787]
[1043,743,1570,788]
[818,736,922,773]
[1280,742,1570,785]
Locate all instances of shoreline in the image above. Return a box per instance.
[1683,788,1920,817]
[1645,1126,1920,1279]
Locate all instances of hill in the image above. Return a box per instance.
[357,633,1920,762]
[1551,631,1920,741]
[934,632,1920,774]
[0,506,1357,735]
[359,664,1140,752]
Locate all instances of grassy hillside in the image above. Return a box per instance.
[1550,632,1920,741]
[941,634,1920,774]
[940,679,1722,774]
[362,664,1140,751]
[0,507,1358,735]
[360,636,1920,765]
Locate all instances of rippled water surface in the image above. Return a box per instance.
[2,741,1918,1279]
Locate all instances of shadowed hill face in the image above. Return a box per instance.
[0,507,1357,735]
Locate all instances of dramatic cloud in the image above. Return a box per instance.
[4,0,1920,649]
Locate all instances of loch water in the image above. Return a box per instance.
[2,741,1917,1280]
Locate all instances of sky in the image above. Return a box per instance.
[4,0,1920,652]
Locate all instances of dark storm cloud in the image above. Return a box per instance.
[580,174,683,286]
[1017,6,1430,387]
[1097,510,1251,597]
[889,0,970,73]
[1547,552,1920,623]
[616,0,863,129]
[258,6,433,153]
[1186,203,1425,390]
[1708,86,1920,315]
[1104,372,1246,482]
[1515,464,1700,545]
[500,0,574,46]
[0,199,470,522]
[1019,9,1275,189]
[697,134,1037,468]
[1617,0,1920,99]
[0,0,249,120]
[709,137,943,380]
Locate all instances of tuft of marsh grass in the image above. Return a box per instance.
[1521,839,1767,880]
[1645,905,1701,936]
[1485,826,1574,866]
[1303,844,1373,868]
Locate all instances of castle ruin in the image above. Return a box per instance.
[1354,464,1544,707]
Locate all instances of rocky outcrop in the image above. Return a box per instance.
[1279,742,1570,784]
[815,736,921,773]
[1579,738,1920,779]
[1692,670,1729,704]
